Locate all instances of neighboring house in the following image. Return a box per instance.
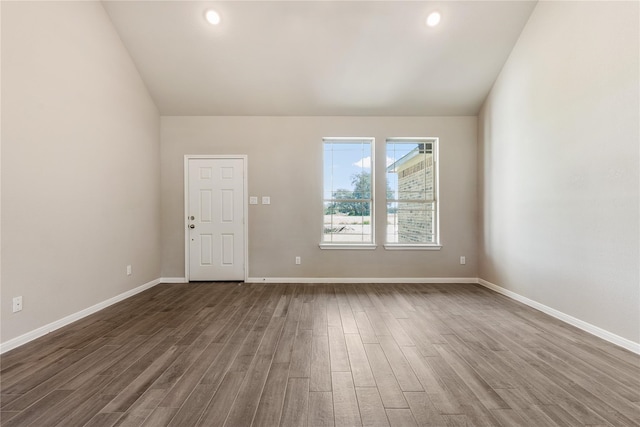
[387,143,435,243]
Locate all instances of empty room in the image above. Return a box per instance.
[1,0,639,426]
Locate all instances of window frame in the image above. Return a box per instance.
[320,137,377,250]
[384,137,441,250]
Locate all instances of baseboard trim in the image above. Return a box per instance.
[4,275,636,355]
[246,277,478,284]
[477,278,640,355]
[0,278,161,355]
[160,277,188,284]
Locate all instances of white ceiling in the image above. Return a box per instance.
[103,1,537,116]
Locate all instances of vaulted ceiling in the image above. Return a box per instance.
[103,1,537,116]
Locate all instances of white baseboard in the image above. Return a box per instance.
[0,278,161,354]
[160,277,188,283]
[477,278,640,355]
[246,277,479,284]
[4,275,636,356]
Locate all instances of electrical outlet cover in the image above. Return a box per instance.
[12,296,23,313]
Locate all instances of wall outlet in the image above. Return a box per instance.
[13,296,23,313]
[460,256,466,265]
[126,265,132,276]
[295,256,301,265]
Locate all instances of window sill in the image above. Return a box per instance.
[319,243,377,250]
[384,244,442,251]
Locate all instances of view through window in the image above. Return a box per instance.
[323,138,373,244]
[386,138,438,245]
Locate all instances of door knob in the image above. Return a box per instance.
[189,224,195,229]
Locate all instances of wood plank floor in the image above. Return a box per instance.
[1,282,639,426]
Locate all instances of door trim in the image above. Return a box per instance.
[184,155,248,282]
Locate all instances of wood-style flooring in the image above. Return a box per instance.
[1,282,639,426]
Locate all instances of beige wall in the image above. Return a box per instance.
[6,0,634,352]
[479,1,639,343]
[1,2,161,343]
[161,116,477,279]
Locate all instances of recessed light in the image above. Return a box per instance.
[426,11,441,27]
[205,9,221,26]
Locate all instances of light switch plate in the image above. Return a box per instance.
[262,196,271,205]
[249,196,258,205]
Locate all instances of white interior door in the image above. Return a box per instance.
[187,157,246,281]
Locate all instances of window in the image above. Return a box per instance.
[386,138,440,248]
[321,138,375,248]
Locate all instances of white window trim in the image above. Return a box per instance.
[384,244,441,250]
[319,243,378,250]
[321,137,376,247]
[385,137,441,248]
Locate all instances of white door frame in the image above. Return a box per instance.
[184,154,248,282]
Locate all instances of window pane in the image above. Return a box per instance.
[387,142,434,201]
[323,139,373,244]
[386,202,435,243]
[324,141,372,198]
[386,139,437,244]
[324,202,372,243]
